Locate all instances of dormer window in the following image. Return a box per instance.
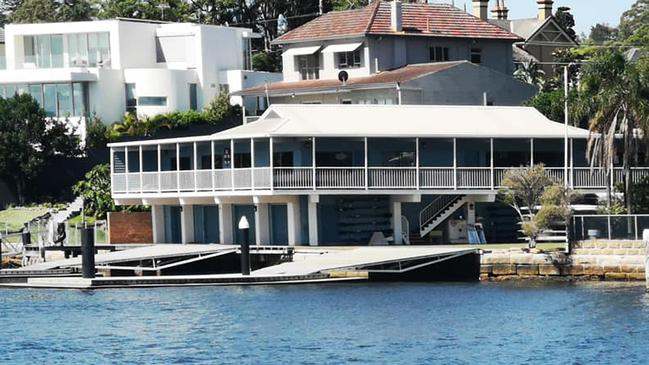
[338,50,361,69]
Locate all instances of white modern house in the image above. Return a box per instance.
[0,19,281,138]
[108,104,648,246]
[234,1,538,118]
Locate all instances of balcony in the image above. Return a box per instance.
[111,166,649,195]
[110,136,649,197]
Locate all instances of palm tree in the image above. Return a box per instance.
[579,50,649,213]
[514,60,546,88]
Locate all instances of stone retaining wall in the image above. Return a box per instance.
[481,241,646,281]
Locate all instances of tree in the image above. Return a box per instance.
[9,0,93,23]
[95,0,192,22]
[579,50,649,213]
[587,23,618,44]
[204,92,242,122]
[514,60,545,88]
[10,0,60,23]
[498,165,572,248]
[72,164,114,219]
[618,0,649,45]
[554,6,577,41]
[329,0,366,11]
[252,50,281,72]
[0,94,81,203]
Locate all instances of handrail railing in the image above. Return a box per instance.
[401,216,410,245]
[419,195,461,233]
[111,166,649,195]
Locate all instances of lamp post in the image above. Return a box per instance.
[238,216,251,276]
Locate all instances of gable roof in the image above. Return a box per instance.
[490,16,578,46]
[273,1,521,45]
[232,61,465,96]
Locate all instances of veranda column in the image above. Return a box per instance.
[308,195,319,246]
[219,203,234,244]
[151,205,165,243]
[180,204,195,244]
[287,198,302,246]
[255,203,270,245]
[392,201,403,245]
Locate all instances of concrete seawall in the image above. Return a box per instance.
[481,241,646,281]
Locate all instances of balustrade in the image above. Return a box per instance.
[112,166,649,195]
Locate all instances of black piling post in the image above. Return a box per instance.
[81,226,96,279]
[238,216,251,276]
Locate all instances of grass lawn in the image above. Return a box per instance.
[0,207,50,232]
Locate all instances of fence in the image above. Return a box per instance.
[65,221,108,245]
[573,215,649,241]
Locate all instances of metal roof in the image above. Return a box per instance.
[108,104,590,147]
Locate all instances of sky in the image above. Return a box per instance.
[456,0,637,36]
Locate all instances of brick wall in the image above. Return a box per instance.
[108,211,153,244]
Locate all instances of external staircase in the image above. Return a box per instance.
[419,195,467,238]
[45,196,85,244]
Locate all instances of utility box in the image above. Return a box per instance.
[448,219,468,244]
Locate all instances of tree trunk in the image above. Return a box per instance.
[14,178,25,206]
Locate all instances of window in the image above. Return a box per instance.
[23,32,109,68]
[56,83,72,116]
[337,50,361,69]
[138,97,167,106]
[125,83,136,114]
[471,48,482,64]
[429,47,449,62]
[297,54,319,80]
[189,83,198,110]
[29,85,42,105]
[43,84,57,117]
[69,32,110,67]
[242,38,252,70]
[73,83,86,116]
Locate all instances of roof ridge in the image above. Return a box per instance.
[364,1,382,35]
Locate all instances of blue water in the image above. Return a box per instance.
[2,282,649,364]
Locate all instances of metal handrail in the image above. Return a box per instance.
[419,195,461,232]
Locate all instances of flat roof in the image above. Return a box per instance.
[109,104,590,147]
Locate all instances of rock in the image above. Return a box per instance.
[627,273,646,281]
[566,265,584,276]
[480,265,493,274]
[492,263,516,276]
[604,272,628,281]
[539,264,562,276]
[516,264,539,276]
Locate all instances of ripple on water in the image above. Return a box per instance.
[1,282,649,364]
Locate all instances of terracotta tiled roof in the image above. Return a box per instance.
[273,1,521,44]
[232,61,464,96]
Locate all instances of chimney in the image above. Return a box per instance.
[391,1,402,32]
[537,0,553,20]
[472,0,489,20]
[491,0,509,20]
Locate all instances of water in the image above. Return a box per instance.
[2,282,649,364]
